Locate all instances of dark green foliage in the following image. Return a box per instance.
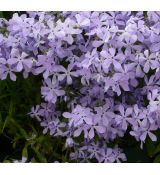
[0,74,69,162]
[0,11,26,19]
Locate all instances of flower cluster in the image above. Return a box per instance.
[1,11,160,162]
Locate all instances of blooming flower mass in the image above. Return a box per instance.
[1,11,160,162]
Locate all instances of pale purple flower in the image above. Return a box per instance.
[57,64,78,84]
[41,116,65,136]
[41,78,65,103]
[148,89,160,112]
[99,148,115,163]
[115,105,132,131]
[8,49,33,72]
[100,48,125,73]
[128,105,146,130]
[63,105,92,127]
[113,146,127,163]
[140,124,157,142]
[0,65,17,81]
[35,54,56,79]
[87,115,106,139]
[75,14,90,27]
[139,50,159,73]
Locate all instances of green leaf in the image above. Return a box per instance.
[3,160,11,163]
[0,12,3,18]
[146,139,156,157]
[34,148,47,163]
[10,118,29,139]
[154,154,160,163]
[1,101,13,133]
[0,113,3,133]
[22,145,28,158]
[152,143,160,156]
